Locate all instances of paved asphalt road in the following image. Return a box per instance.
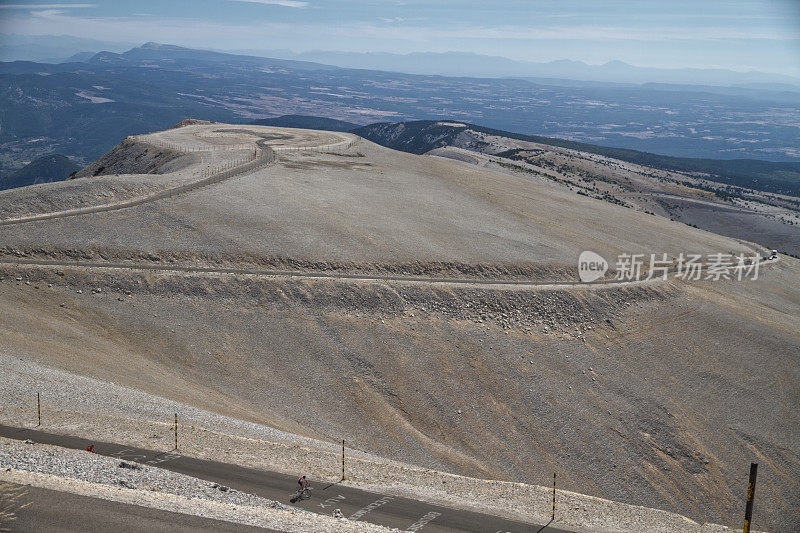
[2,482,276,532]
[0,425,572,533]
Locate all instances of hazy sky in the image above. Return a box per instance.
[1,0,799,75]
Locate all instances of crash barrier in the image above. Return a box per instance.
[32,393,181,452]
[29,394,349,489]
[134,134,359,155]
[272,138,358,154]
[130,135,258,153]
[24,393,762,527]
[0,143,277,226]
[0,136,360,226]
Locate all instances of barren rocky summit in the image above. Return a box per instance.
[0,122,797,532]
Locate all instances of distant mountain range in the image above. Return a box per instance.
[88,42,339,72]
[1,41,798,183]
[0,34,135,63]
[232,49,800,89]
[3,34,798,88]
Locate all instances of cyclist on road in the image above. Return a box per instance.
[298,475,309,492]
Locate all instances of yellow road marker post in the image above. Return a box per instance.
[743,463,758,533]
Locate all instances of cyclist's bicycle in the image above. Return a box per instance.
[291,485,312,502]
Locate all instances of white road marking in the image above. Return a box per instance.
[407,511,441,531]
[318,494,346,509]
[349,496,394,520]
[146,452,182,465]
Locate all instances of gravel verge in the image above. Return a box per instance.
[0,438,394,532]
[0,354,765,533]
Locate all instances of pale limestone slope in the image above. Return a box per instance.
[0,124,796,531]
[0,127,757,277]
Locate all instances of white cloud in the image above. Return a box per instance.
[357,23,798,43]
[5,9,796,47]
[31,9,67,17]
[0,3,94,8]
[4,8,795,46]
[228,0,308,7]
[1,5,796,75]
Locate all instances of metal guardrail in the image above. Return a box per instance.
[132,134,358,154]
[0,134,359,226]
[0,142,278,226]
[272,138,357,153]
[130,135,259,153]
